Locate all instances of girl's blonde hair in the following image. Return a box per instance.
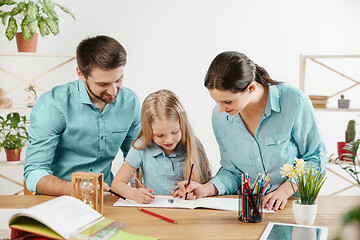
[132,89,211,183]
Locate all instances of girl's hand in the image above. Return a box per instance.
[132,188,155,204]
[172,181,217,199]
[262,181,298,211]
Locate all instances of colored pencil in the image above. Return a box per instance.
[109,189,126,200]
[140,208,177,224]
[131,172,146,190]
[184,163,194,200]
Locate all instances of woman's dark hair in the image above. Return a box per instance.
[76,35,127,78]
[204,51,280,93]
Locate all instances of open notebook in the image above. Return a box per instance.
[113,195,274,213]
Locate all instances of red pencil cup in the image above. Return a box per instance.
[238,192,263,223]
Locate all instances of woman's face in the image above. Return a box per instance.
[208,88,251,115]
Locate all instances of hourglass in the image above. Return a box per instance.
[71,172,103,214]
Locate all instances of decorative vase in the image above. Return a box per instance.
[5,149,22,162]
[292,200,317,225]
[338,99,350,108]
[337,142,353,161]
[15,33,38,53]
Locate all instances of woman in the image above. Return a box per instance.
[174,51,326,211]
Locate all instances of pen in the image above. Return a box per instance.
[109,189,126,200]
[131,172,146,190]
[140,208,177,224]
[184,163,194,200]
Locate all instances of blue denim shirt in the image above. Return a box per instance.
[209,84,326,195]
[24,80,141,192]
[125,143,186,194]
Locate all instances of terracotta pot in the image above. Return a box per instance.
[292,200,317,225]
[5,148,21,162]
[337,142,353,161]
[15,33,38,52]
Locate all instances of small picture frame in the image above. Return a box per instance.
[259,222,328,240]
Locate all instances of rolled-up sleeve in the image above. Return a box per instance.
[292,95,327,172]
[24,96,65,192]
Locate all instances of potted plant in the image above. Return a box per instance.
[280,158,326,225]
[338,94,350,109]
[0,0,75,52]
[331,139,359,239]
[338,120,356,161]
[0,112,28,162]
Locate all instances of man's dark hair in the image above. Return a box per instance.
[76,35,127,78]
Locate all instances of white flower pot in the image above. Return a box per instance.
[292,200,317,225]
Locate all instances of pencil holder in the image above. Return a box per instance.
[71,172,103,214]
[238,192,263,223]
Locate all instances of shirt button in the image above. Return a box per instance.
[90,169,93,172]
[277,140,281,144]
[257,158,260,161]
[101,136,104,139]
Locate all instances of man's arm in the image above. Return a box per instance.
[24,95,65,194]
[36,175,72,196]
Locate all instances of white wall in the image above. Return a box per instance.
[1,0,360,194]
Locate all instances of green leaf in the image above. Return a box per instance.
[43,0,55,11]
[0,0,16,7]
[5,16,17,40]
[10,2,25,16]
[38,17,49,37]
[55,3,76,21]
[25,1,39,23]
[1,12,10,25]
[44,17,58,35]
[46,10,58,21]
[21,18,34,40]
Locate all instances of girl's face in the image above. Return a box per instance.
[151,118,182,156]
[208,88,251,115]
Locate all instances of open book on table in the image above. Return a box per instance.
[113,195,274,213]
[8,196,158,240]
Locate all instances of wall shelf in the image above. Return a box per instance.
[300,54,360,111]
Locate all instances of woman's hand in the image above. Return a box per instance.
[172,181,217,199]
[132,188,155,204]
[262,181,298,211]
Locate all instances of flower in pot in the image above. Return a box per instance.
[338,94,350,109]
[280,158,326,225]
[0,112,28,162]
[0,0,75,52]
[337,120,356,161]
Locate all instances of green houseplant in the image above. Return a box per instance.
[0,0,75,44]
[331,139,360,239]
[0,112,28,161]
[280,158,326,225]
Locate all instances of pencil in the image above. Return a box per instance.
[140,208,177,224]
[131,172,146,190]
[184,163,194,200]
[109,189,126,200]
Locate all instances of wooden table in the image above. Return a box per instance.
[0,195,359,239]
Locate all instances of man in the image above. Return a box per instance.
[24,35,141,196]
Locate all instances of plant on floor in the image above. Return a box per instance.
[0,112,28,154]
[0,0,76,41]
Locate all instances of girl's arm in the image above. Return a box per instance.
[111,162,155,204]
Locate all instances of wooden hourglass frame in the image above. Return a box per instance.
[71,172,103,214]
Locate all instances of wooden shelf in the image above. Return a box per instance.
[314,108,360,112]
[0,52,75,57]
[0,108,32,113]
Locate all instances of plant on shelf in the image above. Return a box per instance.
[337,120,356,161]
[338,94,350,109]
[0,0,75,51]
[0,112,28,162]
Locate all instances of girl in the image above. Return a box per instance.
[111,89,211,203]
[174,51,326,211]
